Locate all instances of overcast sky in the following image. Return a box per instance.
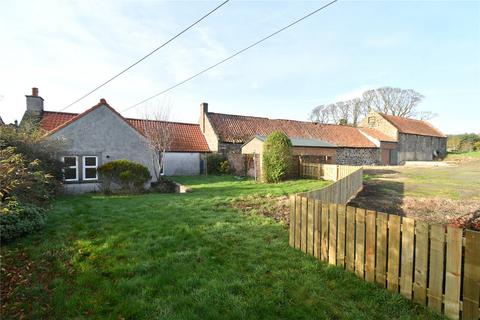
[0,0,479,134]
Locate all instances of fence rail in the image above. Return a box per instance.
[298,163,363,204]
[289,197,480,320]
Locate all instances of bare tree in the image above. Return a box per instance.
[309,99,368,126]
[142,106,172,181]
[309,104,330,124]
[416,111,438,121]
[309,86,430,126]
[363,87,424,117]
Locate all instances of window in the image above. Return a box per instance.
[83,156,98,181]
[63,156,78,181]
[368,117,376,126]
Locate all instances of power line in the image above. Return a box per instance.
[59,0,230,111]
[122,0,339,113]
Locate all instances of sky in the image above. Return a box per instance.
[0,0,479,134]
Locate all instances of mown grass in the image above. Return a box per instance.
[1,176,442,319]
[445,150,480,159]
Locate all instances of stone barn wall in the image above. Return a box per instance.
[336,148,381,166]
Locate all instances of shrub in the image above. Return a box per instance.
[97,160,151,193]
[0,123,64,188]
[1,202,47,242]
[206,154,232,175]
[219,160,232,174]
[262,132,292,183]
[0,147,55,207]
[474,141,480,151]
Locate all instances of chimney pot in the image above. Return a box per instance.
[25,87,44,114]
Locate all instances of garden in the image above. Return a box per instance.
[1,129,446,319]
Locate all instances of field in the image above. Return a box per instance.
[0,176,440,319]
[350,152,480,226]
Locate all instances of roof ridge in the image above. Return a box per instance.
[126,117,200,126]
[210,111,359,129]
[43,110,79,115]
[208,111,269,120]
[46,99,142,136]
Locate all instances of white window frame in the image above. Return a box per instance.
[83,156,98,181]
[63,156,78,182]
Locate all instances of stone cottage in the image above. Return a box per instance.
[20,88,210,193]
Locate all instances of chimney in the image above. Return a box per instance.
[199,102,208,133]
[26,87,44,114]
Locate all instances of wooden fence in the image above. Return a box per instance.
[298,163,363,204]
[299,163,360,181]
[289,197,480,320]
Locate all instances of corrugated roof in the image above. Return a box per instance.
[379,113,446,138]
[207,112,377,148]
[254,135,336,147]
[39,101,210,153]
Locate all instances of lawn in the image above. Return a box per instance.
[351,153,480,225]
[1,176,440,319]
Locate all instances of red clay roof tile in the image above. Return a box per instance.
[207,112,377,148]
[379,113,445,138]
[359,127,397,142]
[127,119,210,152]
[39,103,209,153]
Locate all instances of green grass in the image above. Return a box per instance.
[363,157,480,201]
[1,176,441,319]
[445,150,480,160]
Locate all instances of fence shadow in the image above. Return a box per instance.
[349,173,405,216]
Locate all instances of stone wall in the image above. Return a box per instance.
[336,148,381,165]
[359,111,398,139]
[397,133,447,163]
[227,153,246,175]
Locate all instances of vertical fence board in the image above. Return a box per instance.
[346,206,356,272]
[428,224,445,313]
[321,203,329,262]
[294,196,301,250]
[301,197,308,253]
[413,222,429,304]
[289,196,295,248]
[463,230,480,320]
[355,209,366,279]
[387,215,401,293]
[337,205,346,267]
[307,198,315,256]
[329,204,337,265]
[400,217,415,299]
[291,164,480,320]
[376,212,388,288]
[444,226,462,320]
[365,210,376,283]
[314,200,321,259]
